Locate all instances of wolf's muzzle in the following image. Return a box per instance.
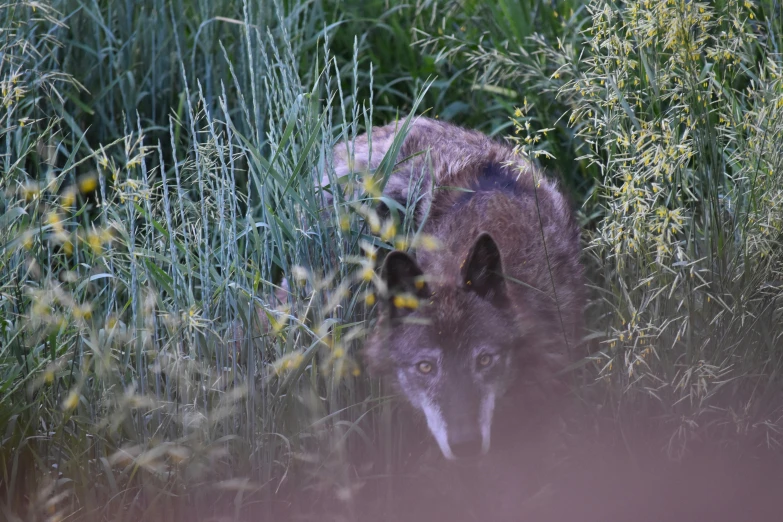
[449,432,484,459]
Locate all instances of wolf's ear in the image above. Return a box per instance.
[381,251,430,313]
[461,232,508,307]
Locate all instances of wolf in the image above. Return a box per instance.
[323,116,585,463]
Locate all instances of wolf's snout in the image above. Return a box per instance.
[446,407,485,459]
[449,432,483,459]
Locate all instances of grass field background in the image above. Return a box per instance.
[2,0,783,520]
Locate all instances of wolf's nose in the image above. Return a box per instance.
[449,436,483,459]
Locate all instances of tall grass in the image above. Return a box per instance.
[414,0,600,196]
[3,0,783,521]
[563,0,783,456]
[0,1,433,520]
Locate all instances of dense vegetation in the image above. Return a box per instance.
[2,0,782,520]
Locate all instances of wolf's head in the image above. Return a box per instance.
[367,232,526,460]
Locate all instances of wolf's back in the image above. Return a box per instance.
[326,117,550,221]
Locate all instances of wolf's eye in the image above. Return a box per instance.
[477,354,493,368]
[416,361,434,374]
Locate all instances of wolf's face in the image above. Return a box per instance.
[374,233,520,460]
